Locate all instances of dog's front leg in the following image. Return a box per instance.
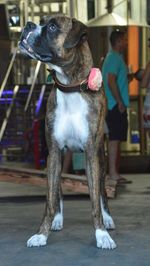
[99,144,115,230]
[85,148,116,249]
[27,143,62,247]
[51,181,63,231]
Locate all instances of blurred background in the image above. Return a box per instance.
[0,0,150,173]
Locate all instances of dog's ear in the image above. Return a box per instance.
[64,18,88,49]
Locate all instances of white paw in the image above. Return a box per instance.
[100,197,115,229]
[51,213,63,231]
[103,213,115,230]
[27,234,47,247]
[95,229,116,249]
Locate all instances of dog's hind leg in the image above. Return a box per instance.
[51,184,63,231]
[27,144,62,247]
[99,144,115,230]
[85,147,116,249]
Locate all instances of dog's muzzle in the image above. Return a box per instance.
[19,22,53,62]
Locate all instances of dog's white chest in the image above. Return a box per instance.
[53,90,89,150]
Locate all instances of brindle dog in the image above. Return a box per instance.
[19,14,116,249]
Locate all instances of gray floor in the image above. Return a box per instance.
[0,174,150,266]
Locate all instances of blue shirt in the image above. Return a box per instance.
[102,50,129,110]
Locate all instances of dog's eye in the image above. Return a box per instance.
[49,23,57,32]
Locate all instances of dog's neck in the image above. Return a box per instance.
[47,63,68,84]
[47,42,93,86]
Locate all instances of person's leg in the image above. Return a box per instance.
[108,139,132,184]
[106,107,132,184]
[116,142,121,174]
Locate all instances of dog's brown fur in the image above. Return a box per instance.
[19,14,116,249]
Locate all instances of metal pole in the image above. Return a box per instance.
[24,61,41,112]
[0,85,19,141]
[0,47,18,98]
[67,0,77,17]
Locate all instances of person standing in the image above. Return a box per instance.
[102,29,133,184]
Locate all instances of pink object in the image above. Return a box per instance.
[88,68,103,91]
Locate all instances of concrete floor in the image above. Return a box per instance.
[0,174,150,266]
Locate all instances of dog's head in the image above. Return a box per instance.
[19,14,88,65]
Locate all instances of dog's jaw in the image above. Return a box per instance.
[19,38,53,62]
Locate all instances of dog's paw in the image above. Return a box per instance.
[103,213,116,230]
[51,213,63,231]
[27,234,47,247]
[100,197,115,230]
[95,229,116,249]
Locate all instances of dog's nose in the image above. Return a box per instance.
[26,21,36,30]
